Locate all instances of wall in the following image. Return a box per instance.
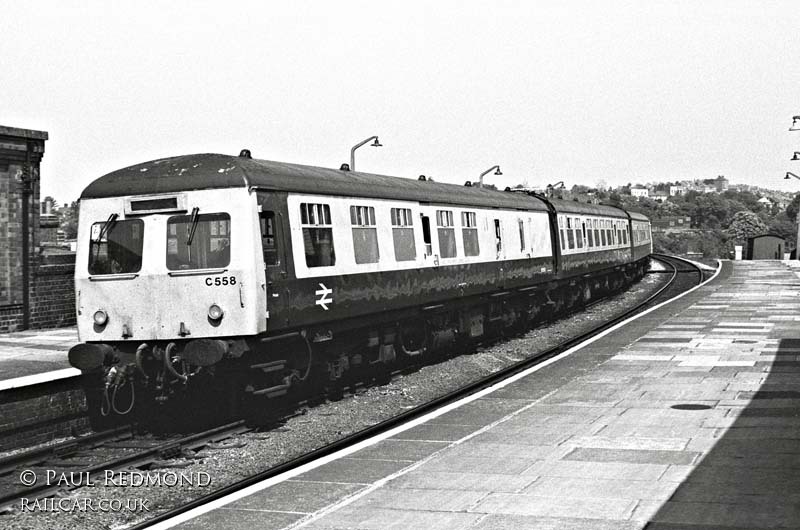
[31,253,77,328]
[0,254,76,333]
[0,125,78,333]
[750,236,785,260]
[0,377,89,451]
[0,126,47,332]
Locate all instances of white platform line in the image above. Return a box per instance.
[0,368,82,392]
[146,259,723,530]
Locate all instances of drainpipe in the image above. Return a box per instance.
[21,141,32,329]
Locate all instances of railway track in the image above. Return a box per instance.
[120,254,714,529]
[0,421,252,509]
[0,255,713,522]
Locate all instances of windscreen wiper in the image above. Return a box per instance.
[186,207,200,246]
[95,213,118,243]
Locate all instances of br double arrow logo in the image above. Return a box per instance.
[315,283,333,310]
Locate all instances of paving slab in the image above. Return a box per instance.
[562,447,701,466]
[384,470,537,493]
[175,508,304,530]
[173,261,800,530]
[300,506,483,530]
[522,476,678,500]
[469,492,638,519]
[346,487,486,512]
[472,514,646,530]
[228,480,366,512]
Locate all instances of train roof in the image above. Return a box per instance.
[627,210,650,222]
[81,153,550,212]
[547,198,631,219]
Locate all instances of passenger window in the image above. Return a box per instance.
[391,207,416,261]
[518,219,525,252]
[558,217,565,251]
[462,212,480,257]
[350,205,379,264]
[166,213,229,270]
[300,203,335,267]
[436,210,456,258]
[566,218,574,249]
[259,212,279,266]
[587,222,594,247]
[574,218,583,249]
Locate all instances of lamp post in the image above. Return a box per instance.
[790,112,800,260]
[787,172,800,261]
[349,136,382,172]
[546,181,565,198]
[478,165,502,188]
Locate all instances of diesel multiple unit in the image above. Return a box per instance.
[68,152,652,416]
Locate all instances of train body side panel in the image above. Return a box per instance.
[558,247,631,277]
[262,257,556,332]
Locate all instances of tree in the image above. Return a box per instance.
[689,194,734,228]
[786,192,800,223]
[768,212,797,249]
[42,195,59,212]
[725,211,768,244]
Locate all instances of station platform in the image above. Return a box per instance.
[0,327,78,391]
[0,258,716,393]
[169,259,800,530]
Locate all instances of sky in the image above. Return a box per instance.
[2,0,800,204]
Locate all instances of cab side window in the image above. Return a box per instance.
[259,211,280,266]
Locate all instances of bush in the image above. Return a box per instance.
[653,230,731,259]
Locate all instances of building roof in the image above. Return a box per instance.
[0,125,48,140]
[746,233,784,241]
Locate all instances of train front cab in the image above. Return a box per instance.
[70,187,267,389]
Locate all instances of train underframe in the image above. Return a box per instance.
[74,258,649,428]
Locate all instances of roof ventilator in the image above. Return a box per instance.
[239,149,252,158]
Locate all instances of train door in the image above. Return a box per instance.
[421,215,433,257]
[494,218,506,288]
[257,193,289,328]
[494,219,504,259]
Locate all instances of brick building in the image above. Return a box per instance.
[0,125,76,332]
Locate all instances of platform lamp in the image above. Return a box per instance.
[478,165,502,188]
[787,172,800,261]
[546,181,565,198]
[790,113,800,260]
[349,136,382,172]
